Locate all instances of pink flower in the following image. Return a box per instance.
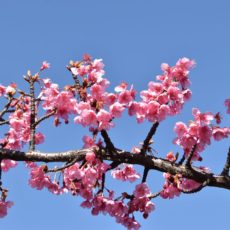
[178,179,201,191]
[157,104,170,121]
[85,152,96,163]
[1,160,17,172]
[104,93,117,105]
[166,151,176,162]
[148,82,164,95]
[6,85,16,96]
[212,127,230,141]
[198,125,212,145]
[0,200,13,218]
[35,132,45,145]
[146,101,160,122]
[167,86,182,101]
[0,84,6,96]
[160,183,181,199]
[129,197,155,218]
[83,53,92,62]
[91,84,105,100]
[133,183,151,198]
[97,109,113,130]
[160,173,181,199]
[176,57,195,70]
[111,164,140,182]
[115,82,128,92]
[174,122,188,137]
[118,90,134,104]
[131,146,141,154]
[92,59,104,71]
[81,200,92,209]
[192,108,214,125]
[82,135,96,148]
[109,102,125,118]
[29,164,63,195]
[40,61,50,71]
[74,109,97,127]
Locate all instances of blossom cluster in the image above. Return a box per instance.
[27,162,64,195]
[71,58,135,130]
[174,108,230,161]
[81,183,154,230]
[160,172,200,199]
[128,58,195,123]
[111,164,140,182]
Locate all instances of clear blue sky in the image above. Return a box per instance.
[0,1,229,230]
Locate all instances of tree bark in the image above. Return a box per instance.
[1,147,230,190]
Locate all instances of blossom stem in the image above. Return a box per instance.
[141,122,159,155]
[29,77,37,151]
[221,147,230,176]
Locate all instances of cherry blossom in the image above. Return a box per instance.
[0,160,17,172]
[0,84,6,97]
[111,164,140,182]
[0,200,13,218]
[40,61,50,71]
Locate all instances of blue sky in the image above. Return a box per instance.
[0,1,229,229]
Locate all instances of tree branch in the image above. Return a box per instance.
[141,122,159,155]
[35,109,56,127]
[0,147,230,190]
[101,129,115,150]
[221,147,230,176]
[185,144,197,168]
[29,78,36,151]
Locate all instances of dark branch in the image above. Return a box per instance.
[142,167,149,183]
[0,96,14,119]
[185,144,197,168]
[46,158,78,173]
[0,147,230,191]
[141,122,159,154]
[221,147,230,176]
[178,153,185,165]
[29,78,36,151]
[0,120,9,126]
[35,109,56,126]
[101,129,115,150]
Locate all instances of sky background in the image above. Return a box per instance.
[0,1,230,229]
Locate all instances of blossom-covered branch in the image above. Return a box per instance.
[0,56,229,229]
[0,147,230,190]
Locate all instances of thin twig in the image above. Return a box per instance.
[178,154,186,165]
[46,158,78,173]
[29,78,36,151]
[221,147,230,176]
[142,167,149,183]
[101,129,115,150]
[0,159,2,188]
[0,97,14,119]
[141,122,159,155]
[185,144,197,168]
[0,120,9,126]
[35,109,56,126]
[148,191,161,199]
[97,173,106,195]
